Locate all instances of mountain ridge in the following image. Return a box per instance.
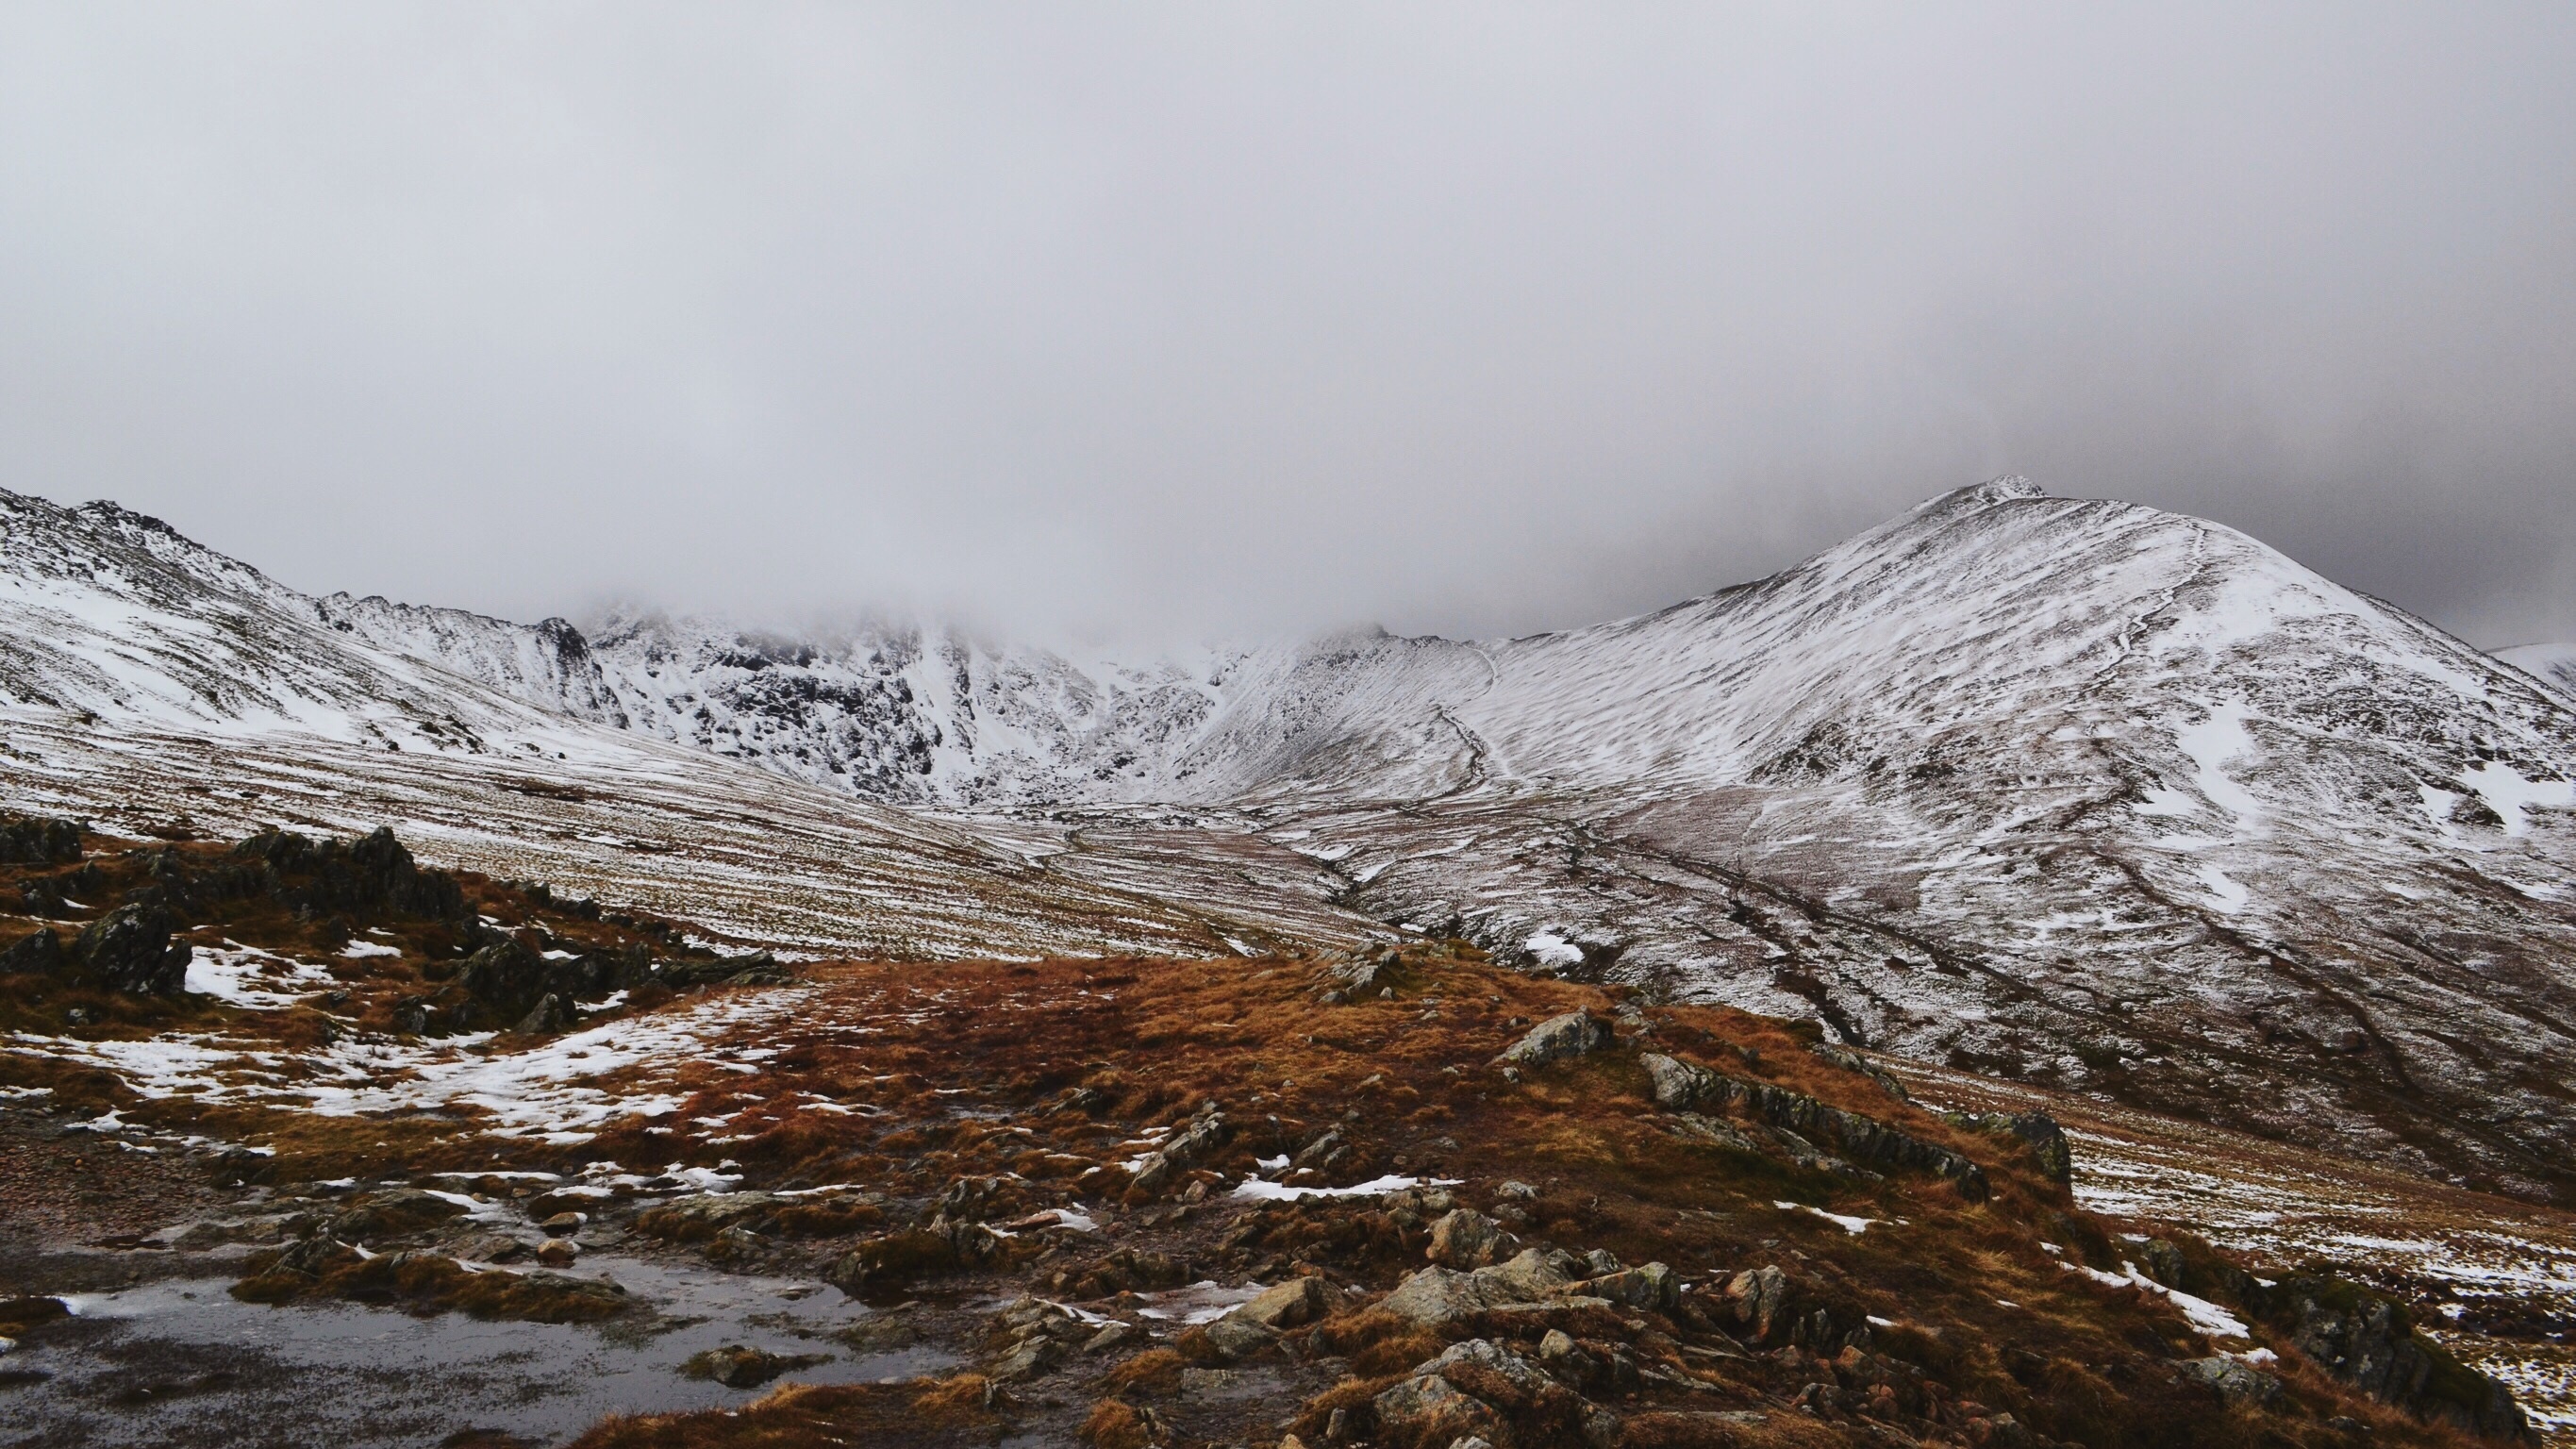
[7,478,2576,1202]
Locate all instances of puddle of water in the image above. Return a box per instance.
[6,1257,958,1448]
[1130,1280,1267,1325]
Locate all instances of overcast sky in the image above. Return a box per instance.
[4,5,2573,648]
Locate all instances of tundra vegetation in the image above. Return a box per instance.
[0,813,2546,1447]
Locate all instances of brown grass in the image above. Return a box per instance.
[569,1375,1001,1449]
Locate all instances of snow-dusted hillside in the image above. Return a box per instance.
[9,478,2576,1198]
[2502,641,2576,700]
[0,487,1370,959]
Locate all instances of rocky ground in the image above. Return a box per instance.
[0,814,2554,1447]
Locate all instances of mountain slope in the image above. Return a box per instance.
[8,479,2576,1199]
[1209,480,2576,1195]
[0,488,1371,958]
[2502,641,2576,700]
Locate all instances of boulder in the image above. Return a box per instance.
[682,1344,822,1389]
[457,940,549,1021]
[0,928,66,977]
[1380,1248,1588,1326]
[1639,1052,1720,1110]
[512,993,578,1035]
[0,815,82,865]
[218,825,464,919]
[1083,1321,1147,1355]
[1372,1370,1504,1447]
[1427,1208,1507,1269]
[1668,1112,1763,1154]
[1573,1262,1677,1311]
[1231,1275,1331,1331]
[1417,1337,1559,1408]
[635,1191,782,1239]
[328,1188,470,1241]
[1496,1010,1616,1067]
[2184,1355,2283,1407]
[75,903,191,995]
[1199,1315,1276,1362]
[1725,1265,1791,1343]
[1380,1268,1501,1327]
[1481,1247,1585,1300]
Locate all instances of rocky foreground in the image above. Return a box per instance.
[0,817,2549,1447]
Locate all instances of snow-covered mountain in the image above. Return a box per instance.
[2501,641,2576,700]
[8,478,2576,1199]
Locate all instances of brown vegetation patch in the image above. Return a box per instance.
[569,1375,1002,1449]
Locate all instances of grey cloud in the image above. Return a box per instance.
[2,3,2571,647]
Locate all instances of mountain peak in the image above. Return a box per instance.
[1913,474,2047,515]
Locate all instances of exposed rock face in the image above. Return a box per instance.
[1640,1052,1989,1199]
[0,814,82,865]
[1495,1010,1615,1066]
[2271,1275,2532,1441]
[75,902,191,995]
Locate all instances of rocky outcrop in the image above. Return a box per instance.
[220,826,465,920]
[403,936,657,1036]
[1640,1052,1990,1199]
[1949,1109,2074,1183]
[1722,1263,1870,1351]
[0,926,66,976]
[0,814,82,865]
[1129,1106,1229,1193]
[1372,1338,1592,1449]
[75,901,191,995]
[1495,1010,1615,1067]
[2269,1274,2531,1441]
[1377,1246,1650,1328]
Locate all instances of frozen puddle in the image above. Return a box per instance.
[8,1257,956,1448]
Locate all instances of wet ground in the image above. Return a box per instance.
[1,1257,958,1448]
